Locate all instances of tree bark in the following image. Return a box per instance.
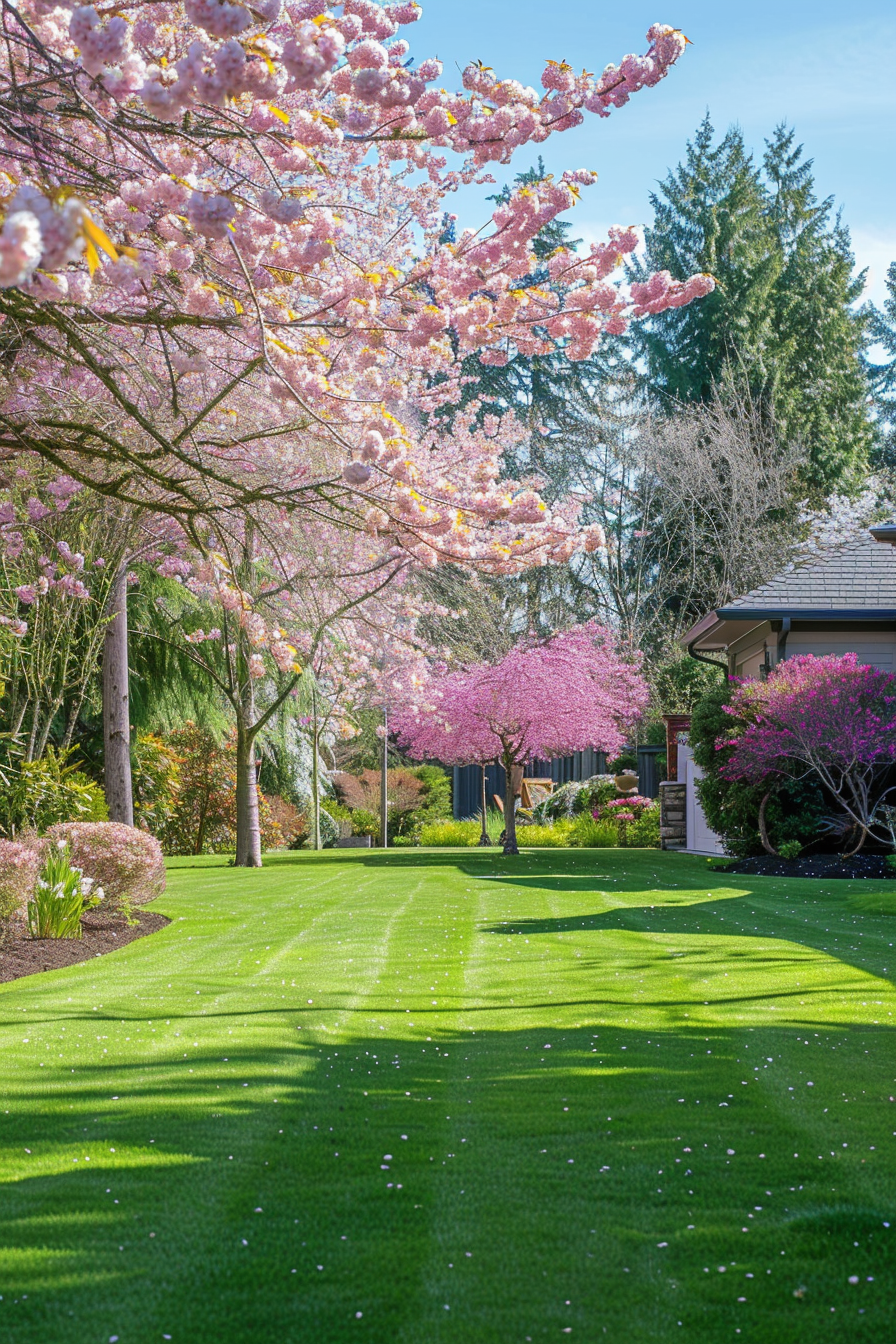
[502,749,519,855]
[478,763,492,845]
[757,791,777,856]
[234,720,262,867]
[311,685,322,850]
[103,563,133,825]
[381,707,389,848]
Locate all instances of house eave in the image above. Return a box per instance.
[682,608,896,653]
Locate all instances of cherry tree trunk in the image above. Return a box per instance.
[102,563,133,825]
[381,707,389,849]
[502,749,519,856]
[311,691,322,850]
[234,722,262,867]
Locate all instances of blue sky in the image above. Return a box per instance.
[411,0,896,303]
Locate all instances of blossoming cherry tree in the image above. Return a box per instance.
[394,622,648,853]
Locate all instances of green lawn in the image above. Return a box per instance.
[1,849,895,1344]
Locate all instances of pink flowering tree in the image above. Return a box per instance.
[393,621,648,853]
[1,3,715,850]
[0,4,712,539]
[152,503,440,863]
[721,653,896,855]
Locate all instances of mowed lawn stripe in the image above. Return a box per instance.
[0,848,893,1343]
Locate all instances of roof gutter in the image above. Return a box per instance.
[714,608,896,622]
[687,639,728,673]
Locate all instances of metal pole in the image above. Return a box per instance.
[381,706,389,848]
[478,762,492,846]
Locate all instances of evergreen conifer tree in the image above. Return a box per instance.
[630,117,872,491]
[865,261,896,463]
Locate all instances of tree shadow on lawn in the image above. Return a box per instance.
[475,871,896,992]
[1,1017,894,1344]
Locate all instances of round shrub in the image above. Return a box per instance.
[690,682,826,857]
[350,808,380,839]
[0,840,41,940]
[532,775,617,823]
[45,823,165,910]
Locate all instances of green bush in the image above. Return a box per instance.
[608,751,638,773]
[778,840,803,860]
[411,765,451,822]
[159,724,235,855]
[627,804,661,848]
[70,773,110,822]
[132,733,180,835]
[517,822,573,848]
[532,775,617,823]
[0,747,107,837]
[690,683,827,857]
[568,816,618,848]
[419,819,482,847]
[351,807,380,839]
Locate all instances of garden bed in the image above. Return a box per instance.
[0,908,169,984]
[720,852,895,881]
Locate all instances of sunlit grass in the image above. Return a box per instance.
[0,848,894,1342]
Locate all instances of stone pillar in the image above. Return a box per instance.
[659,781,687,849]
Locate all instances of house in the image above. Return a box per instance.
[665,527,896,853]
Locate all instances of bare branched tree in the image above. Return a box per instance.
[557,384,805,654]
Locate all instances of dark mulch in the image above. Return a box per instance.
[0,909,170,984]
[720,853,895,881]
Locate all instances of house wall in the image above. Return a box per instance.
[678,743,726,855]
[784,631,896,670]
[727,621,772,678]
[725,624,896,678]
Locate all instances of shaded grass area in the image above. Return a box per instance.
[0,848,894,1343]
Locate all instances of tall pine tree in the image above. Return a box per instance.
[630,116,872,491]
[865,261,896,464]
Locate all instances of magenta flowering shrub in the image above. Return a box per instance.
[591,794,660,846]
[0,840,41,938]
[45,823,165,910]
[722,653,896,852]
[595,795,654,816]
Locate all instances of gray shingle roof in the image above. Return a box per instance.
[718,532,896,615]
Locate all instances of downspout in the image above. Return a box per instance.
[777,616,791,663]
[687,639,728,673]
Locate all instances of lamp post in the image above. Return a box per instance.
[477,762,492,846]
